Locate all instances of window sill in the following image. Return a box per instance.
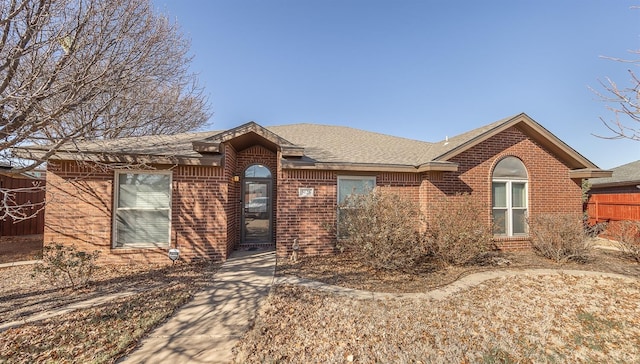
[111,245,170,252]
[492,235,530,241]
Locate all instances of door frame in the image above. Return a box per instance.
[241,177,273,244]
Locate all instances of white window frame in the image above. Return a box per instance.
[336,175,376,237]
[112,170,172,248]
[492,179,528,237]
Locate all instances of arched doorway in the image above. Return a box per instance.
[242,164,273,244]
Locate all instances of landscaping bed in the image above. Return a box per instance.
[276,247,640,293]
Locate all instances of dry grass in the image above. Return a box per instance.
[235,248,640,362]
[1,285,191,363]
[236,275,640,363]
[0,260,219,363]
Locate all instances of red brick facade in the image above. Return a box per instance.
[43,124,584,263]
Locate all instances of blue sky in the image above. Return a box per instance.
[153,0,640,169]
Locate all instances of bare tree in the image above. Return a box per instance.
[592,7,640,141]
[0,0,210,223]
[0,0,210,172]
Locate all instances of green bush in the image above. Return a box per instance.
[424,193,495,266]
[337,190,427,271]
[33,243,101,288]
[529,213,592,263]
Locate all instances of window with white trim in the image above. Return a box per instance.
[492,157,528,236]
[337,176,376,237]
[113,171,171,248]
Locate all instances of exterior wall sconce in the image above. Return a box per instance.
[232,176,240,182]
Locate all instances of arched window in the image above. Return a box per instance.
[492,157,528,236]
[244,164,271,178]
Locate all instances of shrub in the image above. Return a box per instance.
[337,189,427,271]
[583,213,608,237]
[33,243,101,288]
[609,220,640,262]
[424,193,495,266]
[528,214,592,263]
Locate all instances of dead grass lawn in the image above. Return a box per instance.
[235,248,640,363]
[0,260,219,363]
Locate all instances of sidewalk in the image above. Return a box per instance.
[118,249,276,364]
[0,259,41,268]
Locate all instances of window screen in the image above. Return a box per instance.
[114,172,171,248]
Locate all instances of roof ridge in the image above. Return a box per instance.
[266,123,435,146]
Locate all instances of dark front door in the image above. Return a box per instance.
[242,179,272,244]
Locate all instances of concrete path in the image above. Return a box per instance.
[118,250,276,364]
[0,290,145,332]
[0,259,41,268]
[276,268,638,302]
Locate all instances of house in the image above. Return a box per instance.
[586,160,640,225]
[19,113,611,264]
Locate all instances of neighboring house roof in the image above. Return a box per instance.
[589,160,640,188]
[15,113,609,176]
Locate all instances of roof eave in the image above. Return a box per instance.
[16,149,222,167]
[590,180,640,189]
[281,160,458,173]
[569,169,614,179]
[416,161,459,172]
[192,141,221,154]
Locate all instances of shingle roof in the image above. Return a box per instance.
[427,115,517,159]
[18,113,601,172]
[590,160,640,187]
[266,124,434,165]
[51,130,221,158]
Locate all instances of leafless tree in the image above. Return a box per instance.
[592,7,640,141]
[0,0,210,172]
[0,0,210,222]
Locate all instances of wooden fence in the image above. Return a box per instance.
[0,174,46,237]
[585,192,640,224]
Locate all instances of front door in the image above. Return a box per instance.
[241,165,273,244]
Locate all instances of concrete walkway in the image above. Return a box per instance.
[0,290,146,332]
[0,259,41,268]
[276,268,638,301]
[118,250,276,364]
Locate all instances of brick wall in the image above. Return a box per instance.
[45,161,228,264]
[277,169,337,257]
[420,126,582,250]
[224,143,238,255]
[45,161,113,259]
[171,165,227,262]
[276,170,422,258]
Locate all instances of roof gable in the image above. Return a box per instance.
[194,121,304,157]
[431,113,600,170]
